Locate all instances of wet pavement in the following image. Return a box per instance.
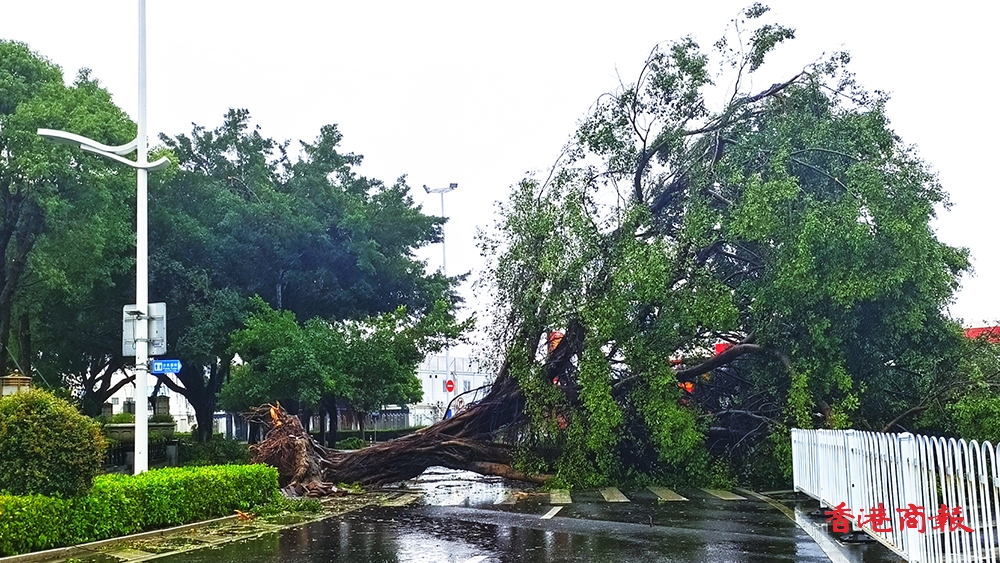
[145,469,900,563]
[28,469,903,563]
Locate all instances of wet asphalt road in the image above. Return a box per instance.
[156,469,895,563]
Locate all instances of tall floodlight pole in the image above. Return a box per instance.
[423,183,457,417]
[38,0,169,474]
[134,0,150,474]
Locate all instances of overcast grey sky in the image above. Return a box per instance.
[3,1,997,345]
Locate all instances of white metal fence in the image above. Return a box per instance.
[792,429,1000,562]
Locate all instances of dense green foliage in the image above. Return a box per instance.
[482,5,969,488]
[334,436,367,450]
[945,334,1000,442]
[150,111,462,440]
[220,296,467,421]
[0,464,278,556]
[0,389,105,496]
[0,41,135,406]
[177,434,251,465]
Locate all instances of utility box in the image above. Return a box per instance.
[122,302,167,356]
[154,395,170,416]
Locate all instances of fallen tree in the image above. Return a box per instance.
[252,7,972,490]
[251,371,550,488]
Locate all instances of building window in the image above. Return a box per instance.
[464,380,471,392]
[111,397,119,405]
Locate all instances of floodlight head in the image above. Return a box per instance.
[423,183,459,194]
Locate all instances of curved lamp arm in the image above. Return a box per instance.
[38,128,136,155]
[37,128,170,171]
[79,144,171,170]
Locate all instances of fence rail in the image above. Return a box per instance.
[792,428,1000,563]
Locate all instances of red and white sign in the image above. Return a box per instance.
[445,380,455,393]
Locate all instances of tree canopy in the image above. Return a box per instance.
[146,109,460,440]
[122,5,983,492]
[220,296,467,420]
[0,40,135,407]
[475,5,970,487]
[1,41,464,437]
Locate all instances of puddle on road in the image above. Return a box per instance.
[404,467,539,508]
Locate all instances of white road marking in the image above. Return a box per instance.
[600,487,630,502]
[441,495,468,506]
[795,514,851,563]
[541,506,563,519]
[549,489,572,504]
[648,487,687,501]
[701,488,746,500]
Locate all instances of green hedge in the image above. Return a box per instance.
[0,464,278,556]
[178,435,251,466]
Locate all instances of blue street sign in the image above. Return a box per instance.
[151,359,182,374]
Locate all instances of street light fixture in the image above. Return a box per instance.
[37,0,167,474]
[422,183,457,417]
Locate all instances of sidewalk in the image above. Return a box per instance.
[0,491,421,563]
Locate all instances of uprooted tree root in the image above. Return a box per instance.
[250,379,551,493]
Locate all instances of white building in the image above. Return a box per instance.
[407,355,495,427]
[103,372,198,432]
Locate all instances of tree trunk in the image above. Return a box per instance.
[166,357,233,443]
[252,374,546,488]
[17,313,30,376]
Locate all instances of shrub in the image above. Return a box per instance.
[178,435,251,465]
[95,411,136,424]
[0,464,279,556]
[334,436,366,450]
[107,412,136,423]
[149,413,174,423]
[0,494,74,555]
[0,389,106,497]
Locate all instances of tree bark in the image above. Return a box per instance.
[252,374,545,488]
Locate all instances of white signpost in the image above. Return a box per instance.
[38,0,169,474]
[123,303,167,357]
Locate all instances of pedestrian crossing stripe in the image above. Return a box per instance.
[541,506,563,519]
[549,489,572,504]
[600,487,630,502]
[647,487,687,501]
[701,488,746,500]
[441,495,468,506]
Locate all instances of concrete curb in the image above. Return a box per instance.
[0,515,238,563]
[735,488,851,563]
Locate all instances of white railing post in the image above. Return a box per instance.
[845,430,862,527]
[899,433,922,562]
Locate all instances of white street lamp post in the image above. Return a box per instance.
[423,183,457,417]
[38,0,168,474]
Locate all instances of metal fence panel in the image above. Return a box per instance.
[793,428,1000,563]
